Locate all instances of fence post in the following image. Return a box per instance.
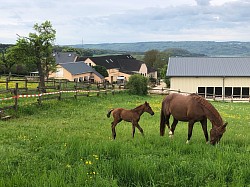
[58,81,62,101]
[37,83,42,105]
[14,83,18,111]
[74,85,77,99]
[6,77,9,90]
[25,77,28,92]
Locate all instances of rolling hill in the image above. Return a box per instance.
[71,41,250,57]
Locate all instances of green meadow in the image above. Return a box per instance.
[0,93,249,186]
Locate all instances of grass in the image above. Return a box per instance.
[0,93,249,186]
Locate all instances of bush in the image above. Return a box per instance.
[126,74,148,95]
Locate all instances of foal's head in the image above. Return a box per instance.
[210,122,227,145]
[143,102,155,116]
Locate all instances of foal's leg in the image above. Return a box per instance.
[132,125,136,138]
[111,119,122,140]
[133,122,144,137]
[169,118,178,138]
[186,121,195,144]
[200,119,209,144]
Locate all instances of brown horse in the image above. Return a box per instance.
[107,102,154,139]
[160,93,227,145]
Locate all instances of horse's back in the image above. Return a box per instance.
[112,108,134,122]
[163,93,205,121]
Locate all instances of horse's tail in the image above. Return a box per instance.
[107,109,114,118]
[160,95,171,136]
[160,106,166,136]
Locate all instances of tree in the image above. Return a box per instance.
[143,50,159,68]
[143,49,171,79]
[16,21,56,91]
[160,64,170,87]
[126,74,148,95]
[93,65,108,77]
[0,46,20,75]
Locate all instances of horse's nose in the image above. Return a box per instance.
[151,112,155,116]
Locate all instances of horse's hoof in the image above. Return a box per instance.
[206,141,210,144]
[169,134,174,138]
[169,131,173,135]
[186,140,190,144]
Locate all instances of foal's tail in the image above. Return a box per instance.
[107,109,114,118]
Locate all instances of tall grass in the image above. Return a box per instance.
[0,93,249,186]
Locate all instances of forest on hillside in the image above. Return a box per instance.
[72,41,250,57]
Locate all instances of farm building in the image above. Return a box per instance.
[49,61,104,82]
[79,55,157,83]
[167,57,250,99]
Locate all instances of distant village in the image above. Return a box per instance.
[49,52,157,85]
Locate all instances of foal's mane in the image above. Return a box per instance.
[190,94,223,127]
[132,103,144,112]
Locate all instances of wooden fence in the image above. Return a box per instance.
[0,79,125,120]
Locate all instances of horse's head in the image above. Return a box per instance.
[210,122,227,145]
[144,101,154,116]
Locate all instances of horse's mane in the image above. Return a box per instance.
[132,103,144,111]
[190,93,223,127]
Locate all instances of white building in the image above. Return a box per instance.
[167,57,250,99]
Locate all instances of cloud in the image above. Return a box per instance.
[0,0,250,44]
[196,0,211,6]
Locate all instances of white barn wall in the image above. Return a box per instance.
[170,77,250,94]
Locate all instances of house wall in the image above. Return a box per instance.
[139,64,147,76]
[49,65,72,80]
[106,69,130,83]
[170,77,250,94]
[85,58,97,67]
[148,71,157,79]
[49,65,103,82]
[71,72,103,82]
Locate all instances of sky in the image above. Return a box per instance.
[1,0,250,45]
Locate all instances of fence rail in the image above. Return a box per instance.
[0,79,126,120]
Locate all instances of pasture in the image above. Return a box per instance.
[0,93,249,186]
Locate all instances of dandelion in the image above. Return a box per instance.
[66,164,71,168]
[85,161,92,165]
[93,155,99,160]
[64,143,67,147]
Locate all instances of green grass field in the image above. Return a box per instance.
[0,93,249,186]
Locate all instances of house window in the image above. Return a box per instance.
[233,87,241,98]
[79,77,83,82]
[56,68,63,77]
[242,87,249,98]
[90,76,95,83]
[84,76,89,81]
[74,78,78,82]
[89,63,91,66]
